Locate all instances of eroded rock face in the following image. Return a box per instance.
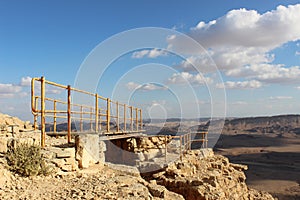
[151,149,275,200]
[0,113,33,134]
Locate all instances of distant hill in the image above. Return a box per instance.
[145,114,300,136]
[41,114,300,136]
[222,114,300,135]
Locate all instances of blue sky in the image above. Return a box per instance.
[0,0,300,121]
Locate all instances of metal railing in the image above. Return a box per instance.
[31,76,143,147]
[172,131,208,161]
[139,131,208,163]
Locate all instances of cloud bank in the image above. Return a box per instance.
[167,4,300,88]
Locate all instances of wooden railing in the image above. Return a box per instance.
[173,131,208,161]
[140,131,208,163]
[31,76,143,147]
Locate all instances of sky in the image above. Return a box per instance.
[0,0,300,121]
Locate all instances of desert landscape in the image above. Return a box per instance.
[144,115,300,199]
[1,1,300,199]
[0,114,300,200]
[0,112,289,199]
[215,115,300,200]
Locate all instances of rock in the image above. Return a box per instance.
[41,150,55,159]
[144,149,160,161]
[0,167,11,189]
[75,134,101,168]
[61,165,73,172]
[147,183,166,197]
[99,141,106,152]
[52,159,65,168]
[56,149,71,158]
[137,152,145,162]
[147,183,184,200]
[230,163,248,171]
[150,149,275,200]
[64,148,75,158]
[0,137,9,153]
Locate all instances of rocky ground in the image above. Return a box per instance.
[0,149,275,200]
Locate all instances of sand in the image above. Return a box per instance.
[215,133,300,200]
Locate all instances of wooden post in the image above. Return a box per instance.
[205,132,208,148]
[99,108,102,132]
[183,134,185,151]
[180,135,182,161]
[53,100,57,133]
[34,114,37,131]
[41,76,46,147]
[90,107,93,131]
[80,106,83,132]
[130,106,133,131]
[107,98,110,132]
[124,104,126,131]
[135,108,138,131]
[67,85,71,143]
[139,109,142,130]
[165,135,167,162]
[34,96,38,131]
[186,134,188,150]
[116,102,119,132]
[95,94,99,133]
[200,132,205,148]
[189,132,191,150]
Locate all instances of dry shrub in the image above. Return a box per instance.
[6,143,51,177]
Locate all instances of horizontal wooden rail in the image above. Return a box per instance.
[31,76,143,147]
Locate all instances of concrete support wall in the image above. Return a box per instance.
[105,139,138,166]
[75,134,106,168]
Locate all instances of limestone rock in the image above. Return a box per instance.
[0,137,10,153]
[151,149,275,200]
[75,134,101,168]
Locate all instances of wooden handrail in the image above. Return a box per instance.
[31,76,144,147]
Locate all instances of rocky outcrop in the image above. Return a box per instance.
[150,149,275,200]
[0,113,33,134]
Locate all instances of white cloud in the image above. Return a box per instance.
[0,93,15,98]
[297,43,300,47]
[47,89,63,94]
[169,4,300,50]
[132,48,168,59]
[168,4,300,87]
[226,64,300,84]
[296,51,300,56]
[150,100,166,107]
[126,82,140,90]
[296,86,300,90]
[175,47,273,73]
[230,101,248,105]
[197,100,210,105]
[20,76,32,86]
[0,83,22,94]
[269,96,293,100]
[216,80,262,89]
[126,82,167,91]
[0,82,29,99]
[167,72,213,85]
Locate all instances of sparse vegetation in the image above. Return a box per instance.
[6,143,52,177]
